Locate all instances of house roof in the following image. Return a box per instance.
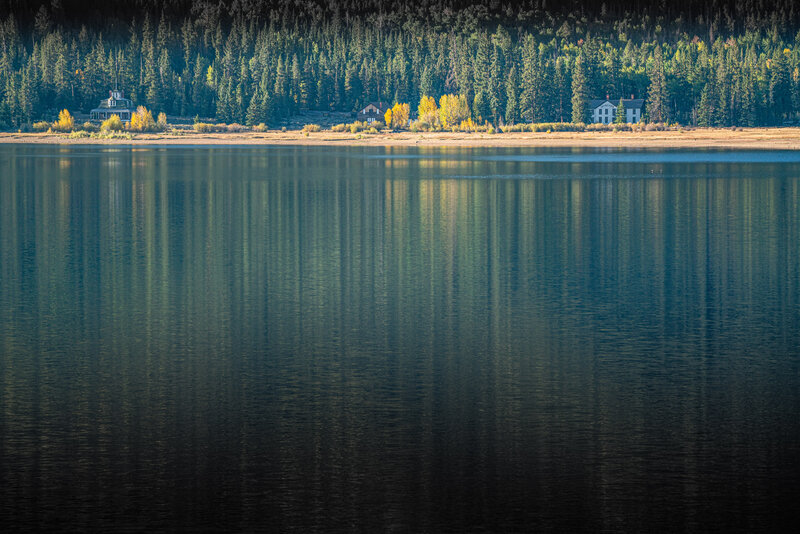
[91,89,135,111]
[590,98,645,110]
[359,101,390,114]
[95,98,133,109]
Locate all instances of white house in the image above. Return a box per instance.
[589,97,644,124]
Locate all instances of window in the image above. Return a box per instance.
[110,99,116,107]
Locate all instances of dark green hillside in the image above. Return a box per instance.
[2,0,800,127]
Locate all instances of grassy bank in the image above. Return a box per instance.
[1,128,799,150]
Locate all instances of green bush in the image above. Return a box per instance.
[94,131,133,140]
[33,121,51,132]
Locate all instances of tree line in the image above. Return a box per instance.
[2,0,800,129]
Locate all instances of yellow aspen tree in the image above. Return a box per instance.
[390,103,410,129]
[54,109,74,131]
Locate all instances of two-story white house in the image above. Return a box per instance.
[589,96,644,124]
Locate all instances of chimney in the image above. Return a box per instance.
[606,93,609,100]
[631,94,634,99]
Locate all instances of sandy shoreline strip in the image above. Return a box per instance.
[1,128,799,149]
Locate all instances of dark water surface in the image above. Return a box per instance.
[1,145,799,532]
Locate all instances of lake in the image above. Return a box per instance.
[1,145,799,531]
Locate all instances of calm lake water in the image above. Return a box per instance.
[1,145,799,531]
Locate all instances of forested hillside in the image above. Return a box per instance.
[2,0,800,128]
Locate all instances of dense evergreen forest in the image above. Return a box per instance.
[3,0,800,128]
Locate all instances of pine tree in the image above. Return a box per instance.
[520,36,541,122]
[505,64,519,124]
[769,48,791,124]
[697,83,714,127]
[646,45,668,123]
[571,53,589,123]
[615,98,626,123]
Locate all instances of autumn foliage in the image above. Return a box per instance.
[129,106,156,132]
[52,109,74,132]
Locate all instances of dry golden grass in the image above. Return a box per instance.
[2,128,800,149]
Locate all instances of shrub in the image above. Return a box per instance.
[68,130,90,139]
[302,123,321,133]
[226,123,247,132]
[33,121,51,132]
[343,121,372,133]
[193,122,215,133]
[82,121,98,132]
[586,122,613,132]
[644,122,667,131]
[331,123,347,132]
[253,123,268,132]
[101,114,124,132]
[52,109,75,132]
[367,127,378,134]
[281,126,287,132]
[95,131,133,140]
[157,112,168,131]
[129,106,156,132]
[411,118,434,132]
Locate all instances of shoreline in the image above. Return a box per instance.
[1,128,799,149]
